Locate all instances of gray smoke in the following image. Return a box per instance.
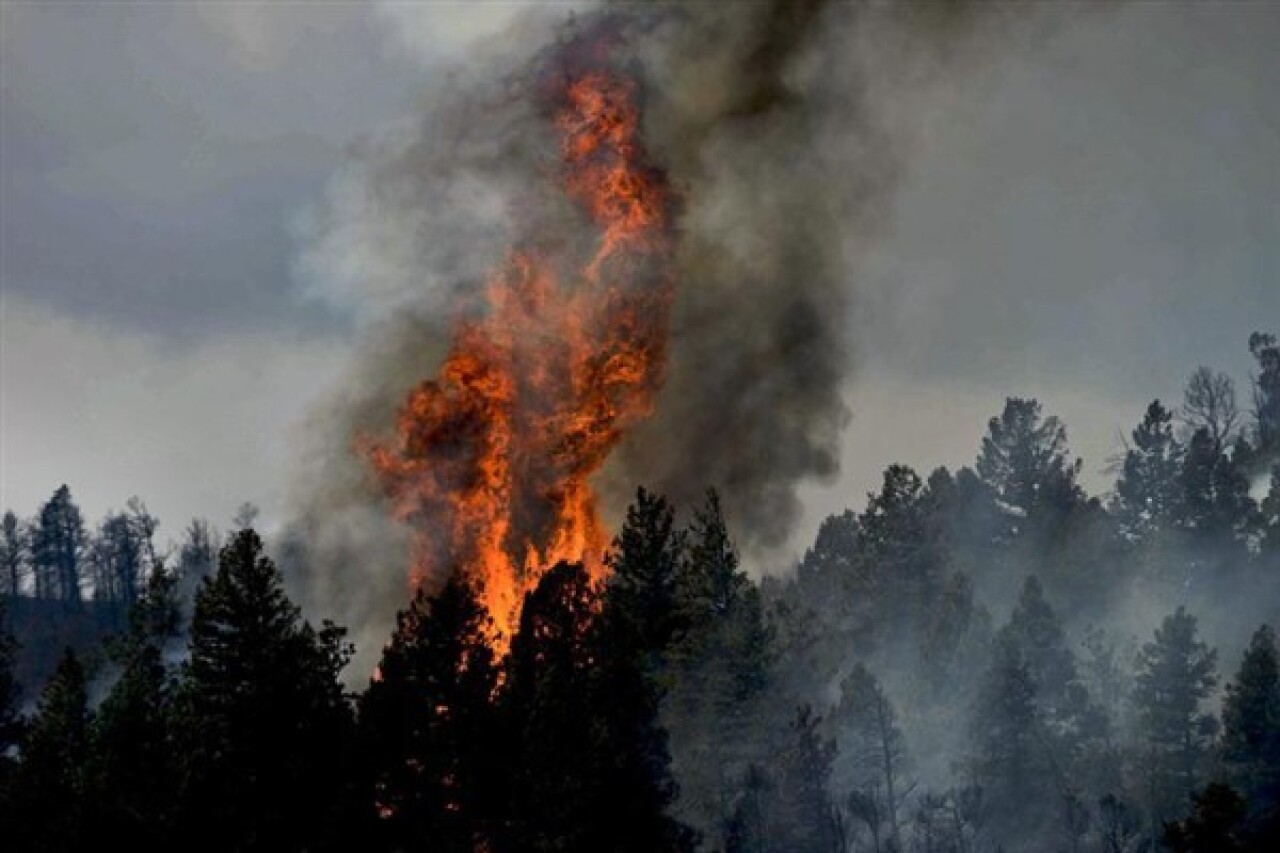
[604,0,1076,553]
[287,0,1066,672]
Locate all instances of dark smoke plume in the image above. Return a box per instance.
[287,0,1062,672]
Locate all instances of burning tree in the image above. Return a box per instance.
[363,40,676,650]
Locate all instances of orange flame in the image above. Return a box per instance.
[363,65,674,650]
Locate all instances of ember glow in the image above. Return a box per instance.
[363,61,675,649]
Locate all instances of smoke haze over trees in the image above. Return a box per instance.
[3,2,1279,853]
[4,331,1280,851]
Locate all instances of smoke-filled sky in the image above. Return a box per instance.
[3,1,1277,567]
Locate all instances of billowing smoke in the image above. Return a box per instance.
[286,0,1056,671]
[601,0,892,549]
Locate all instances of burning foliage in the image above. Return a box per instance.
[360,43,676,647]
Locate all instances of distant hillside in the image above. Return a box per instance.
[3,596,125,701]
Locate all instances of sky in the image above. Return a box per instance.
[2,1,1277,566]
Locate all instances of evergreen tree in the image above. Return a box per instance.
[1,511,27,597]
[722,764,771,853]
[176,518,219,622]
[90,567,182,852]
[1260,465,1280,561]
[361,576,500,852]
[1162,783,1247,853]
[919,570,984,692]
[771,705,841,853]
[976,398,1085,525]
[0,598,21,831]
[503,561,602,851]
[176,529,360,853]
[31,485,87,605]
[89,511,148,611]
[1113,400,1183,544]
[1220,625,1280,821]
[667,490,772,836]
[856,465,947,627]
[1097,792,1141,853]
[795,508,860,617]
[831,664,910,853]
[1004,576,1093,742]
[10,650,92,852]
[0,598,19,755]
[1133,607,1219,822]
[1250,332,1280,461]
[971,628,1055,841]
[591,488,698,852]
[1177,428,1254,548]
[604,487,684,657]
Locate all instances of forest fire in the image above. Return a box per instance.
[362,59,676,649]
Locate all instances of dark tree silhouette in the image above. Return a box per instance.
[176,529,361,853]
[831,663,911,853]
[31,486,87,605]
[90,566,183,852]
[1113,400,1183,544]
[591,489,698,853]
[503,560,602,851]
[1134,607,1219,825]
[9,650,92,852]
[1250,332,1280,461]
[1,512,27,597]
[770,705,841,853]
[361,576,500,852]
[1162,783,1247,853]
[976,398,1084,524]
[1182,367,1241,452]
[1220,625,1280,827]
[667,490,772,838]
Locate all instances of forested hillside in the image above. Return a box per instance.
[2,331,1278,852]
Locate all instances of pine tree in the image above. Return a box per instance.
[920,570,983,693]
[1260,465,1280,561]
[0,598,19,755]
[831,664,910,853]
[795,509,860,615]
[361,576,500,852]
[0,598,21,831]
[90,513,142,613]
[1097,792,1141,853]
[976,398,1084,525]
[771,705,841,853]
[1004,576,1093,742]
[722,764,771,853]
[1113,400,1183,544]
[1,512,27,597]
[90,566,182,852]
[503,561,602,851]
[667,491,772,839]
[1162,783,1247,853]
[89,501,158,612]
[1178,428,1254,548]
[856,465,947,627]
[590,488,698,852]
[1133,607,1219,823]
[176,518,219,623]
[1250,332,1280,461]
[176,529,361,853]
[31,486,87,605]
[10,650,92,852]
[971,628,1054,841]
[1220,625,1280,820]
[604,487,684,657]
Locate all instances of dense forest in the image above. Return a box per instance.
[2,330,1279,853]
